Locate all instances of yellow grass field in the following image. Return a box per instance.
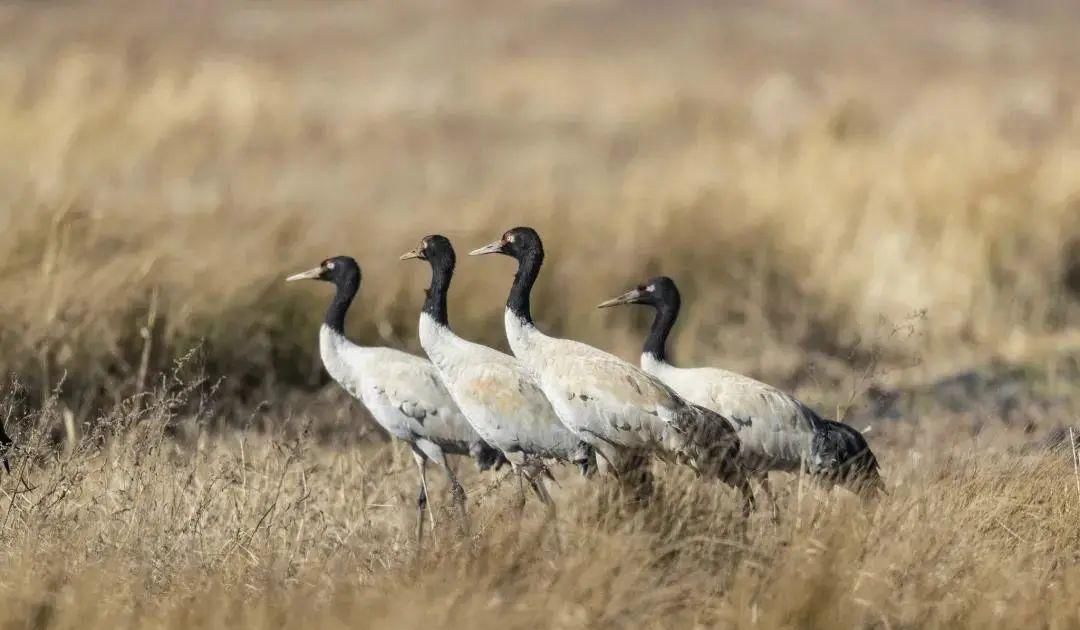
[0,1,1079,627]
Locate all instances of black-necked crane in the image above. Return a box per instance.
[469,227,754,513]
[400,235,595,514]
[598,275,884,500]
[286,256,503,546]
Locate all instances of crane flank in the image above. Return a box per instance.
[319,327,477,448]
[601,275,883,494]
[422,312,585,460]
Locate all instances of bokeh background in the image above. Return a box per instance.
[2,1,1080,424]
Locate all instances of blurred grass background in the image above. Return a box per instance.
[0,0,1078,421]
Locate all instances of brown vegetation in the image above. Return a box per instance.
[1,370,1079,628]
[0,1,1079,627]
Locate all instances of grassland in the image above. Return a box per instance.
[1,371,1079,629]
[0,1,1079,627]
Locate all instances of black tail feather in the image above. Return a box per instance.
[571,442,598,478]
[472,441,508,472]
[811,419,883,495]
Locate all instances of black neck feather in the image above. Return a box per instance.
[508,249,542,325]
[644,300,679,363]
[325,273,359,335]
[423,254,454,326]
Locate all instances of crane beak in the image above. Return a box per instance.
[597,288,644,309]
[399,247,422,261]
[468,240,505,256]
[285,266,324,282]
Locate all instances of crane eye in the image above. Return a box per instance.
[645,285,655,292]
[505,232,515,243]
[325,261,335,270]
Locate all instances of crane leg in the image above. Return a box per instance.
[528,470,561,551]
[589,444,653,511]
[414,438,469,537]
[737,474,756,517]
[624,452,655,505]
[758,474,781,523]
[604,449,653,506]
[527,471,556,517]
[442,462,469,536]
[505,452,528,515]
[411,448,432,554]
[514,465,528,514]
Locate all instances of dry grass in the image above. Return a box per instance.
[1,1,1080,627]
[1,370,1080,629]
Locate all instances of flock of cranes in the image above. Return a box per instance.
[287,226,882,544]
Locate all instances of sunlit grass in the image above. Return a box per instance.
[0,2,1078,627]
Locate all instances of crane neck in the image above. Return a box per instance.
[644,300,679,364]
[325,272,359,335]
[507,249,542,325]
[423,254,454,327]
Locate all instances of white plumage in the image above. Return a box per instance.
[319,329,480,449]
[599,275,883,498]
[287,255,502,546]
[470,227,752,511]
[401,235,593,509]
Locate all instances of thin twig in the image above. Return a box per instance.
[134,286,160,410]
[1070,427,1080,509]
[996,518,1031,545]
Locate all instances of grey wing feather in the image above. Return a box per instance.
[679,403,744,479]
[339,345,482,450]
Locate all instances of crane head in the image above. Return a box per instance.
[598,276,680,310]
